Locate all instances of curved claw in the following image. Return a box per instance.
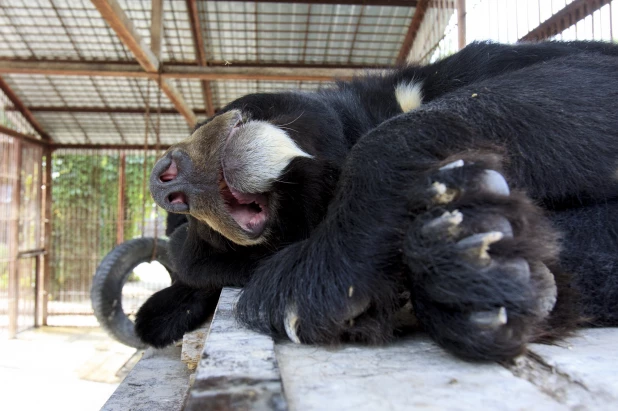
[531,262,558,318]
[439,159,465,170]
[470,306,508,329]
[456,231,504,261]
[284,305,301,344]
[480,170,510,196]
[422,210,463,237]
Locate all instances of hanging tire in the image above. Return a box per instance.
[91,237,173,348]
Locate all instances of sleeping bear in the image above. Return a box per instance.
[136,41,618,361]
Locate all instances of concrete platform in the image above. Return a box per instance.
[106,288,618,410]
[192,288,618,410]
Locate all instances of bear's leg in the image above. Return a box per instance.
[403,158,563,360]
[237,55,618,359]
[549,201,618,327]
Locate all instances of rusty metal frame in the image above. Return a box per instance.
[91,0,197,126]
[520,0,611,42]
[0,77,52,141]
[397,0,431,64]
[186,0,215,117]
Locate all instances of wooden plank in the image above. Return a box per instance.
[519,0,609,42]
[0,76,52,141]
[150,0,164,60]
[397,0,431,64]
[0,59,367,81]
[91,0,197,126]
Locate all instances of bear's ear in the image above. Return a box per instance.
[135,282,220,347]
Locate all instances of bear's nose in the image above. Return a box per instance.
[150,150,193,213]
[159,160,178,182]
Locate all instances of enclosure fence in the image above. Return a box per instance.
[0,134,44,338]
[47,149,167,320]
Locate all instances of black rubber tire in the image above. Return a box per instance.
[91,237,173,348]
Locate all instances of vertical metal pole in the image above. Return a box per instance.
[8,138,22,338]
[117,152,126,245]
[41,146,53,326]
[34,255,40,327]
[150,0,164,60]
[457,0,467,50]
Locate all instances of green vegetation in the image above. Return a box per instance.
[50,152,165,302]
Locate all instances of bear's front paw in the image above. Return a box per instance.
[404,160,559,361]
[236,240,400,345]
[135,282,220,347]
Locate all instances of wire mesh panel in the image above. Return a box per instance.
[0,135,42,338]
[48,149,168,320]
[211,79,331,109]
[199,1,414,66]
[0,0,134,61]
[17,142,43,333]
[0,134,18,337]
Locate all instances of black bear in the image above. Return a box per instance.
[137,41,618,361]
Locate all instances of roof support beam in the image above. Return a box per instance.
[0,60,363,81]
[187,0,215,117]
[0,124,48,147]
[206,0,419,5]
[52,143,171,151]
[91,0,197,126]
[519,0,610,41]
[150,0,164,60]
[0,76,52,141]
[12,106,208,115]
[396,0,431,64]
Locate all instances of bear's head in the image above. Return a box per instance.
[150,92,346,246]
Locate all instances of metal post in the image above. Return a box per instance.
[40,146,53,326]
[457,0,467,50]
[117,152,126,245]
[8,138,22,338]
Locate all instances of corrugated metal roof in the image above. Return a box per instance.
[0,0,425,145]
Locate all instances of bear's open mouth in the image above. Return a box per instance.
[218,171,269,236]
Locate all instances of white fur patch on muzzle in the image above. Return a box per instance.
[222,121,312,193]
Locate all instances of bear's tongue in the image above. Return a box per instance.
[219,179,268,235]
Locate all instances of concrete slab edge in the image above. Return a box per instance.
[183,288,288,411]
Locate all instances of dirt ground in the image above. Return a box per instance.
[0,326,139,411]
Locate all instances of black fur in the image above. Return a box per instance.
[136,41,618,360]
